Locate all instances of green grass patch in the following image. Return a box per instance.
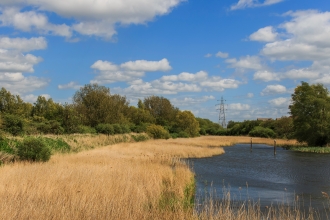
[285,145,330,153]
[0,138,20,154]
[131,134,149,142]
[38,137,71,153]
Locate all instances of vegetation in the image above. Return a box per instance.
[17,137,52,162]
[0,136,316,219]
[290,82,330,146]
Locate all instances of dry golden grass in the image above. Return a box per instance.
[0,135,308,220]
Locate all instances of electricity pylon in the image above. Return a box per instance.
[216,96,227,129]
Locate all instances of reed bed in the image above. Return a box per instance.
[0,136,312,220]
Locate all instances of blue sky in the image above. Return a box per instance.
[1,0,330,123]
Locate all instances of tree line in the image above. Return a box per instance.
[1,81,329,146]
[0,83,221,139]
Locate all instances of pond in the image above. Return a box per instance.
[189,144,330,217]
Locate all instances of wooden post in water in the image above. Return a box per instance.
[274,139,276,155]
[250,138,252,152]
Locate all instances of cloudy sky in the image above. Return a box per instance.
[0,0,329,123]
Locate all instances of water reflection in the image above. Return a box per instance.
[189,144,330,213]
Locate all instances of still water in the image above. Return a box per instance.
[189,144,330,213]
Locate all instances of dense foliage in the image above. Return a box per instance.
[1,84,226,139]
[290,82,330,146]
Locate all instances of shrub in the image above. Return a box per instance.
[146,125,170,139]
[36,120,64,135]
[95,124,114,135]
[121,124,131,134]
[3,114,24,136]
[177,131,189,138]
[0,138,15,154]
[131,134,149,142]
[132,123,151,133]
[77,125,96,134]
[39,137,71,153]
[113,124,122,134]
[17,137,52,162]
[249,126,276,138]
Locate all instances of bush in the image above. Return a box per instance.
[131,134,149,142]
[17,137,52,162]
[77,125,96,134]
[3,114,24,136]
[95,124,114,135]
[146,125,170,139]
[36,120,64,134]
[178,131,189,138]
[249,126,276,138]
[113,124,122,134]
[120,124,131,134]
[132,123,151,133]
[0,138,16,154]
[39,137,71,153]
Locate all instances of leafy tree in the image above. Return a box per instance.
[61,103,81,133]
[0,88,32,117]
[146,124,170,139]
[3,114,24,136]
[289,82,330,146]
[249,126,276,138]
[17,137,52,162]
[196,118,222,135]
[73,83,112,127]
[144,96,178,126]
[274,117,294,139]
[175,111,200,137]
[32,96,64,121]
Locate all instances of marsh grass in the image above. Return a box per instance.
[0,136,320,219]
[285,145,330,153]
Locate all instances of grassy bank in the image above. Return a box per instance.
[0,135,318,219]
[285,145,330,153]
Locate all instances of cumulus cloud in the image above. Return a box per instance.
[254,70,280,81]
[160,71,208,82]
[171,96,215,106]
[230,0,284,10]
[0,7,72,37]
[0,36,48,94]
[261,84,287,96]
[250,26,278,42]
[268,97,291,107]
[0,37,47,52]
[58,81,82,90]
[22,93,51,103]
[0,0,184,39]
[262,10,330,61]
[247,93,254,98]
[228,103,251,111]
[226,55,264,72]
[204,53,212,58]
[120,59,171,72]
[91,58,172,84]
[216,51,229,58]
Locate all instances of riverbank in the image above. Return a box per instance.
[0,135,310,219]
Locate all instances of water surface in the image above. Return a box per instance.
[189,144,330,215]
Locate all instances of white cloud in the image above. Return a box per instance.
[228,103,251,111]
[250,26,278,42]
[226,55,264,72]
[0,7,72,37]
[262,11,330,61]
[230,0,284,10]
[216,51,229,58]
[204,53,212,58]
[253,70,280,82]
[268,97,290,107]
[22,93,51,103]
[120,58,171,72]
[160,71,208,82]
[171,96,215,106]
[0,37,47,52]
[247,93,254,98]
[0,0,184,39]
[58,81,82,90]
[91,58,172,84]
[200,77,241,91]
[0,36,48,94]
[261,84,287,96]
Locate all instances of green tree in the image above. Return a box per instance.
[175,111,200,137]
[143,96,178,126]
[73,83,112,127]
[0,88,32,117]
[289,82,330,146]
